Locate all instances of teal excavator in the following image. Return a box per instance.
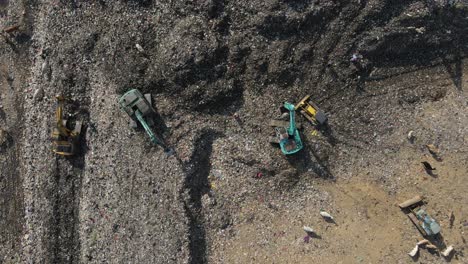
[269,102,303,155]
[119,89,170,152]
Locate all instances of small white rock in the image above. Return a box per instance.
[136,44,144,53]
[441,245,454,257]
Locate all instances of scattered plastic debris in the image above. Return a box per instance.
[408,244,419,257]
[255,172,263,179]
[350,53,363,63]
[303,235,310,243]
[442,245,454,257]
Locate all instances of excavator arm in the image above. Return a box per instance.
[135,109,166,148]
[284,102,297,136]
[55,95,73,137]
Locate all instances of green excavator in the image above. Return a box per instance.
[269,102,303,155]
[119,89,170,152]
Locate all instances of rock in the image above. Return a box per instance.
[135,44,144,53]
[33,88,44,101]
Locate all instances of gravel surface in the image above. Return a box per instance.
[0,0,467,263]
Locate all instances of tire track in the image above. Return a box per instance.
[47,47,92,264]
[49,158,83,263]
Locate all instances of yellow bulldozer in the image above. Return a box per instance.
[51,95,82,156]
[295,95,327,126]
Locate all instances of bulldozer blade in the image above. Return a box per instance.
[399,196,423,209]
[295,95,311,110]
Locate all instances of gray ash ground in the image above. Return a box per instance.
[0,0,467,263]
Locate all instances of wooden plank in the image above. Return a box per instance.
[399,196,423,208]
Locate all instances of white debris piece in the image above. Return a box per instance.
[415,27,425,34]
[408,245,419,257]
[33,88,44,101]
[135,43,144,53]
[303,226,314,234]
[407,130,414,141]
[441,245,454,257]
[320,211,334,220]
[41,60,48,74]
[417,239,429,246]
